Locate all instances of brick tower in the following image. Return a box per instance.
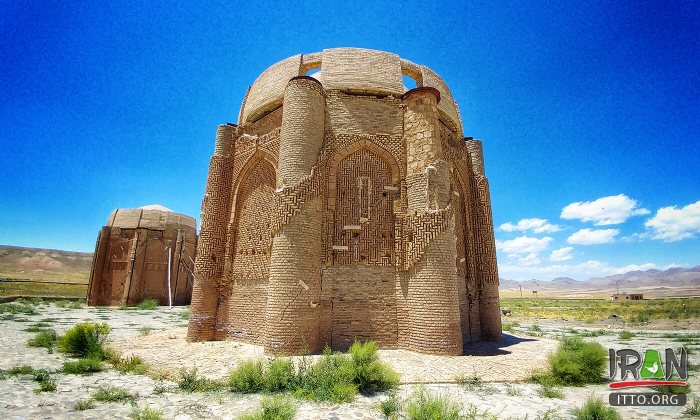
[188,48,501,355]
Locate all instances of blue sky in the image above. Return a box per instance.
[1,1,698,280]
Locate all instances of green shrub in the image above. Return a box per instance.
[73,399,95,411]
[619,330,635,340]
[62,357,104,374]
[572,397,621,420]
[27,329,58,352]
[404,387,461,420]
[529,324,542,332]
[129,405,164,420]
[224,341,398,403]
[263,358,294,392]
[349,341,399,394]
[139,327,153,336]
[379,392,402,419]
[530,336,607,386]
[58,322,110,359]
[239,395,296,420]
[294,351,357,402]
[136,299,159,310]
[506,385,522,396]
[227,360,265,393]
[178,368,223,392]
[92,385,137,403]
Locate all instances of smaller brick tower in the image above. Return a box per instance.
[87,205,196,307]
[188,48,502,355]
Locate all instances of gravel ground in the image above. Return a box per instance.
[0,303,698,419]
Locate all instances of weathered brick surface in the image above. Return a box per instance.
[188,49,501,354]
[87,208,197,307]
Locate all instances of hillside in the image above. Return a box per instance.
[499,266,700,298]
[0,245,92,283]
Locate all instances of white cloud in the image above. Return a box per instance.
[517,253,541,266]
[500,218,562,234]
[613,263,657,274]
[567,228,619,245]
[498,260,666,281]
[549,247,574,261]
[644,200,700,242]
[561,194,650,225]
[496,236,553,255]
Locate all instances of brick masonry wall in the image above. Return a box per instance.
[322,265,398,351]
[187,50,500,355]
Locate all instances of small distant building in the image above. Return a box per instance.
[611,293,643,301]
[87,205,197,307]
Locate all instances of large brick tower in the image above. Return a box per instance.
[188,48,501,355]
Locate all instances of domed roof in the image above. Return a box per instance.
[106,207,196,231]
[239,48,463,134]
[138,204,173,212]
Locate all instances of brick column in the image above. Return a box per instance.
[401,87,463,355]
[466,139,501,341]
[187,124,237,340]
[265,76,325,354]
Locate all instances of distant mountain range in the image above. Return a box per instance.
[0,245,92,283]
[499,266,700,297]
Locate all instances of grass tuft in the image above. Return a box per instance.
[239,395,296,420]
[379,392,401,419]
[538,383,564,399]
[502,322,519,332]
[129,405,165,420]
[572,397,621,420]
[27,329,58,352]
[684,398,700,416]
[92,385,137,403]
[73,399,95,411]
[619,330,635,340]
[136,299,159,310]
[62,357,104,374]
[404,387,461,420]
[113,355,148,375]
[9,365,35,375]
[178,368,224,392]
[0,302,36,315]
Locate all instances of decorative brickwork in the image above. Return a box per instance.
[188,48,501,355]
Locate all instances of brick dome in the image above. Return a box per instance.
[239,48,463,135]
